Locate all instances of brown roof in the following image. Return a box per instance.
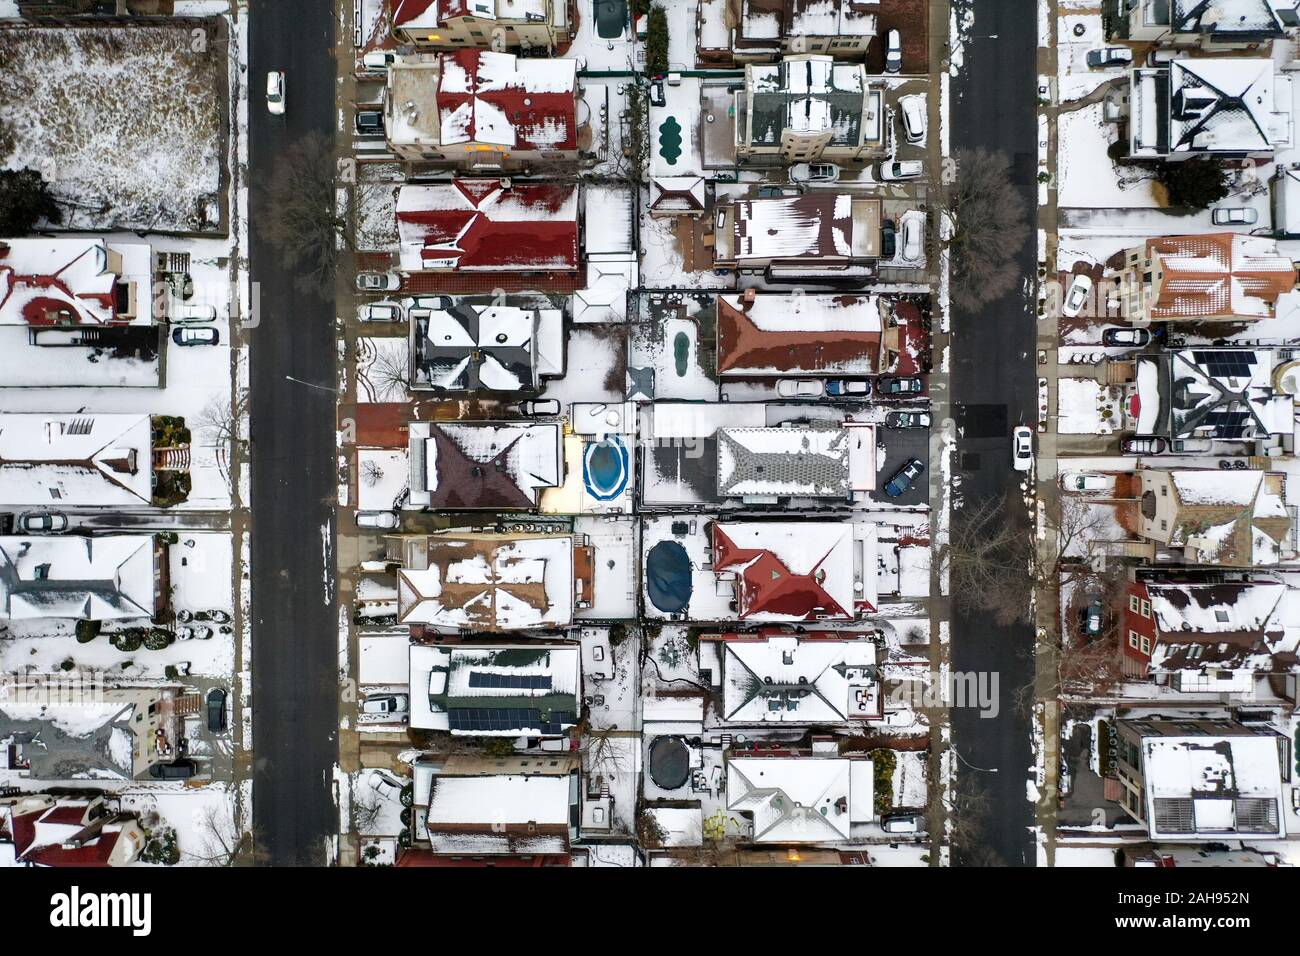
[716,294,879,374]
[1146,233,1296,320]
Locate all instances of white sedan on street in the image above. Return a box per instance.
[1012,426,1034,472]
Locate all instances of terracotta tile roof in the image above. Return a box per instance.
[1147,233,1296,320]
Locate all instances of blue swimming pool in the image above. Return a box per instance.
[583,436,629,501]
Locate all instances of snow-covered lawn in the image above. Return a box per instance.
[0,24,229,233]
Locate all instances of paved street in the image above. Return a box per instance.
[248,0,340,866]
[947,0,1040,866]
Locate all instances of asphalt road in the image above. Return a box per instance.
[248,0,340,866]
[947,1,1040,866]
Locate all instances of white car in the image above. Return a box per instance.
[361,302,403,323]
[173,302,217,323]
[356,271,401,293]
[1061,274,1092,317]
[265,71,285,115]
[884,29,902,73]
[899,94,927,144]
[356,511,399,529]
[1061,472,1108,492]
[1012,426,1034,472]
[362,694,409,716]
[367,770,402,795]
[776,378,825,399]
[788,162,839,184]
[1211,207,1258,226]
[900,216,923,262]
[361,50,396,72]
[878,160,923,182]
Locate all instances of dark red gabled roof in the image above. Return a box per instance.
[437,50,577,152]
[711,525,849,620]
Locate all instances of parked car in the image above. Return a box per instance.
[1211,206,1258,226]
[1101,327,1151,347]
[174,302,217,323]
[884,28,903,73]
[877,376,924,397]
[361,50,396,71]
[17,511,67,533]
[649,80,666,107]
[361,301,403,323]
[1121,436,1168,455]
[149,759,197,780]
[265,70,285,115]
[878,159,923,182]
[207,688,227,733]
[882,812,925,834]
[885,410,931,429]
[776,378,825,398]
[412,294,455,311]
[1061,472,1108,491]
[362,694,409,716]
[355,109,384,136]
[1012,425,1034,471]
[1081,602,1103,637]
[356,271,401,292]
[884,458,925,497]
[758,184,802,198]
[172,326,219,347]
[788,162,840,184]
[1085,47,1132,68]
[1062,274,1092,318]
[899,94,927,144]
[900,216,923,262]
[825,379,871,396]
[356,511,399,530]
[516,398,562,416]
[881,219,897,259]
[367,769,402,795]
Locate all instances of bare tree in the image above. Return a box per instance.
[254,130,348,296]
[946,774,1004,866]
[351,790,385,834]
[942,492,1035,626]
[939,148,1029,312]
[361,342,411,402]
[186,804,265,867]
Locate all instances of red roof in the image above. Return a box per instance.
[437,51,576,152]
[397,180,579,273]
[711,525,850,620]
[5,802,125,867]
[392,0,440,25]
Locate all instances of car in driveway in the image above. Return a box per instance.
[516,398,562,416]
[885,410,931,429]
[776,378,825,399]
[149,758,197,780]
[1121,436,1168,455]
[900,216,923,262]
[758,184,802,198]
[355,109,385,136]
[882,812,926,834]
[1062,274,1092,317]
[17,511,67,533]
[1061,472,1108,492]
[413,294,454,311]
[362,694,409,716]
[878,159,923,182]
[1012,425,1034,471]
[361,302,403,323]
[207,688,227,733]
[1080,602,1103,637]
[877,375,923,397]
[825,379,870,396]
[265,71,285,115]
[356,271,401,293]
[898,94,927,144]
[1102,327,1151,347]
[1211,206,1258,226]
[356,511,399,530]
[880,219,896,259]
[367,769,402,796]
[884,458,925,497]
[1086,47,1132,68]
[884,28,902,73]
[789,162,839,184]
[172,326,219,347]
[361,50,396,72]
[174,302,217,323]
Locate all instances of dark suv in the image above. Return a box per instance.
[149,759,197,780]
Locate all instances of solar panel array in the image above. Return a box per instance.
[1192,350,1256,379]
[466,672,554,690]
[448,707,575,735]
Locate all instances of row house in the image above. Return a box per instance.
[1122,0,1296,49]
[726,0,878,62]
[390,0,573,52]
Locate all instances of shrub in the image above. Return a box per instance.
[75,620,102,644]
[646,6,669,76]
[111,630,144,653]
[1156,157,1230,210]
[144,629,174,651]
[59,658,76,672]
[140,827,180,866]
[868,749,897,816]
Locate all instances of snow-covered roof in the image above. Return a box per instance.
[1143,234,1296,320]
[409,642,580,735]
[393,0,552,27]
[745,57,869,148]
[726,755,873,842]
[731,193,855,261]
[396,533,575,630]
[0,238,154,328]
[1146,467,1292,566]
[737,0,878,45]
[716,425,850,498]
[1139,729,1285,839]
[407,420,562,509]
[1134,349,1294,442]
[412,303,554,392]
[435,51,575,150]
[0,797,142,866]
[721,634,879,723]
[1169,0,1285,37]
[0,535,156,622]
[396,180,579,272]
[0,413,154,507]
[716,292,881,375]
[1144,580,1288,673]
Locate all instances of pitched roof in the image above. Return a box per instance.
[0,239,153,328]
[1146,234,1295,319]
[1171,0,1284,37]
[1164,59,1290,154]
[716,426,850,497]
[1145,580,1287,671]
[722,634,879,722]
[0,413,154,507]
[1153,469,1292,566]
[716,292,881,374]
[1135,350,1293,442]
[2,799,138,867]
[726,756,872,842]
[408,420,562,509]
[396,180,579,273]
[731,193,854,261]
[436,51,576,151]
[0,535,156,621]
